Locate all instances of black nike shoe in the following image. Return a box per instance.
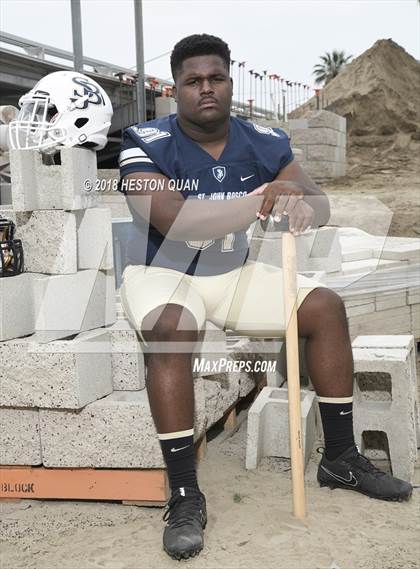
[162,486,207,560]
[317,446,413,502]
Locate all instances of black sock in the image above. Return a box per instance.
[318,396,356,461]
[158,428,199,493]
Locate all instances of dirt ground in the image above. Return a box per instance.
[1,412,419,569]
[323,139,420,239]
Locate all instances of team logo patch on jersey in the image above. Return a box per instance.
[212,166,226,183]
[253,124,281,138]
[131,126,171,143]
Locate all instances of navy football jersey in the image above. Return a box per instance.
[118,114,293,276]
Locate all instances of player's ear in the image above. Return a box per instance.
[172,86,178,102]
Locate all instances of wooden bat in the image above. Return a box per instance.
[283,231,306,517]
[274,216,306,518]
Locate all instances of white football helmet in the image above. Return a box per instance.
[9,71,113,154]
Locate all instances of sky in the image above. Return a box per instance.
[1,0,419,104]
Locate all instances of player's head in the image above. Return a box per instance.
[170,34,232,126]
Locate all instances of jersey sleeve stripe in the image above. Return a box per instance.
[119,156,154,167]
[119,148,148,162]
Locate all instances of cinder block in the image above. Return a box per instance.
[290,128,342,147]
[348,306,411,338]
[76,207,114,270]
[375,291,407,311]
[33,269,116,342]
[410,304,420,338]
[195,321,227,356]
[107,319,145,390]
[352,334,416,352]
[345,303,375,317]
[338,131,346,148]
[227,337,281,386]
[201,372,240,428]
[155,97,177,118]
[407,290,420,305]
[250,226,342,273]
[341,258,407,275]
[341,248,374,263]
[352,341,418,481]
[238,370,257,397]
[40,387,206,468]
[10,147,98,212]
[1,208,113,274]
[246,386,316,470]
[0,273,34,341]
[0,182,11,205]
[0,329,112,409]
[303,160,346,179]
[0,408,42,465]
[306,145,345,162]
[11,210,77,274]
[97,169,119,195]
[289,111,346,132]
[343,294,376,308]
[96,194,132,219]
[373,237,420,264]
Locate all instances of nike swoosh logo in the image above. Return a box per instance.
[170,445,190,453]
[340,410,353,415]
[321,465,358,487]
[241,174,255,182]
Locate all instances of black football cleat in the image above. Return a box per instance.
[162,486,207,560]
[318,446,413,502]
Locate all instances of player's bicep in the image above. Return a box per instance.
[124,171,184,235]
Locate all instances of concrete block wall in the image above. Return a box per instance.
[289,110,346,181]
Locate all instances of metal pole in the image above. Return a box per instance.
[134,0,146,123]
[70,0,83,73]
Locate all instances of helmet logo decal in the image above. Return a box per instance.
[70,76,105,108]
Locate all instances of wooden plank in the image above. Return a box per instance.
[0,466,168,502]
[195,435,207,460]
[223,407,237,431]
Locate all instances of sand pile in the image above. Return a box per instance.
[292,39,420,143]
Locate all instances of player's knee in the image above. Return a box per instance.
[141,303,199,343]
[302,287,346,319]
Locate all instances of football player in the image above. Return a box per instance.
[118,34,412,561]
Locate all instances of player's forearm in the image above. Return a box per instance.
[167,195,264,241]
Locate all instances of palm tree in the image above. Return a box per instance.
[313,50,353,85]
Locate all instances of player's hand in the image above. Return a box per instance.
[256,180,314,235]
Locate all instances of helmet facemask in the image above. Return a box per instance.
[9,93,66,154]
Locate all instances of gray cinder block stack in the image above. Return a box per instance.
[0,148,118,466]
[289,110,346,181]
[0,151,258,469]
